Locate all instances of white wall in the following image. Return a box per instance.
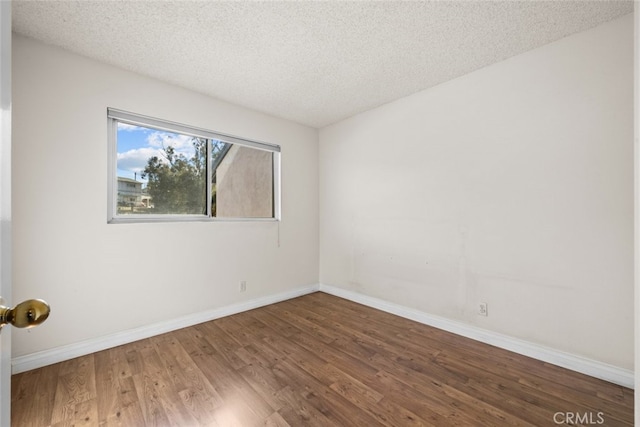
[11,35,319,357]
[320,14,634,369]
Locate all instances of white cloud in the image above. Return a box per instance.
[117,147,166,174]
[117,131,203,178]
[146,131,200,157]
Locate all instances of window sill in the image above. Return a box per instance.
[108,216,280,224]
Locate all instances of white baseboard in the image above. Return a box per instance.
[11,284,320,374]
[318,283,634,389]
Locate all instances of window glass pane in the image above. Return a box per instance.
[212,141,274,218]
[116,122,207,215]
[109,109,280,222]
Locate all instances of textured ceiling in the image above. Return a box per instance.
[12,1,633,128]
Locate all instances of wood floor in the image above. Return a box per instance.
[11,292,634,426]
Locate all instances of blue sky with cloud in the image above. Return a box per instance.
[116,123,199,184]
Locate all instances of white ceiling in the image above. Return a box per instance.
[12,1,633,128]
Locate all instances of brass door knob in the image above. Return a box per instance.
[0,299,50,329]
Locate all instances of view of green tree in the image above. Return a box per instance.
[142,138,207,214]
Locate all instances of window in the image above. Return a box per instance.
[108,108,280,222]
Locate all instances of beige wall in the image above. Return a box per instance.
[216,145,274,218]
[11,35,319,357]
[319,14,634,369]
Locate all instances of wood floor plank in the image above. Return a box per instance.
[12,292,634,426]
[269,351,385,427]
[175,326,276,423]
[101,376,147,426]
[263,303,338,345]
[274,385,340,427]
[177,386,220,426]
[369,352,536,426]
[129,341,173,426]
[236,357,288,411]
[11,366,58,427]
[264,411,291,427]
[50,354,97,425]
[94,348,121,423]
[196,321,248,371]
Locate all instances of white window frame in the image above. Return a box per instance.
[107,108,281,223]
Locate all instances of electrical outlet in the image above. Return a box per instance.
[239,281,247,292]
[479,302,488,316]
